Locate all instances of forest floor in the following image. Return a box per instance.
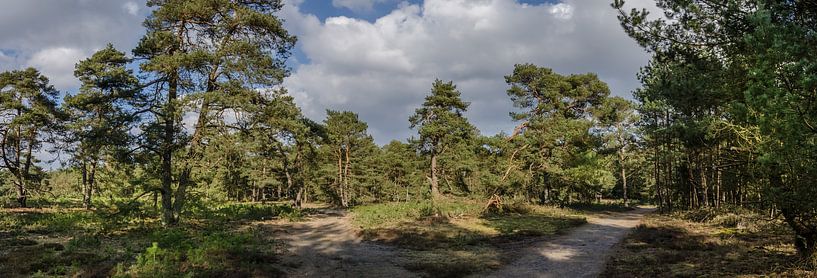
[601,210,817,277]
[264,203,653,277]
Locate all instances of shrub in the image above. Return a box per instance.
[149,229,191,250]
[213,203,297,221]
[125,242,182,277]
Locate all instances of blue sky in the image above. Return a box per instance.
[300,0,554,20]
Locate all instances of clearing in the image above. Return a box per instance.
[265,205,654,277]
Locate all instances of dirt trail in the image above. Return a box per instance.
[266,207,652,278]
[265,209,419,278]
[478,207,655,278]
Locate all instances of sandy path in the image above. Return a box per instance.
[265,207,652,278]
[266,209,419,278]
[478,207,655,278]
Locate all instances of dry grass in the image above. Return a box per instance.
[352,199,586,277]
[603,213,817,277]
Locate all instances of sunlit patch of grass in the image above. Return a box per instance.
[352,198,586,277]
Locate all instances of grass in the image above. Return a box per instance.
[602,209,816,277]
[351,198,586,277]
[566,200,637,213]
[0,202,301,277]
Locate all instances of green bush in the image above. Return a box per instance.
[115,229,272,277]
[212,203,297,221]
[149,229,191,250]
[122,242,183,278]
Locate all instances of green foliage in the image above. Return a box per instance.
[614,0,817,257]
[0,68,63,207]
[115,228,276,278]
[131,0,297,224]
[129,242,177,277]
[0,210,102,234]
[409,80,475,152]
[321,110,377,207]
[410,80,478,198]
[211,203,299,221]
[499,64,618,205]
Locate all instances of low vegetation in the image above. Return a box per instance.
[351,198,586,276]
[603,209,816,277]
[0,202,299,277]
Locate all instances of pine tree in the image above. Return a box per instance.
[324,110,373,207]
[0,68,63,207]
[65,44,139,209]
[410,80,476,199]
[132,0,296,224]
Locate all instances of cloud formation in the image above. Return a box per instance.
[0,0,657,145]
[0,0,147,90]
[27,47,91,89]
[281,0,654,144]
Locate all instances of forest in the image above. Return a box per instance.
[1,0,816,277]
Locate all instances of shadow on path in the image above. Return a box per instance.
[476,207,655,278]
[263,209,419,278]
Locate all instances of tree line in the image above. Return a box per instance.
[1,0,814,260]
[0,1,645,225]
[613,0,817,258]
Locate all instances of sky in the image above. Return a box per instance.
[0,0,658,145]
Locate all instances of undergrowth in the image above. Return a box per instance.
[603,210,815,277]
[0,202,300,277]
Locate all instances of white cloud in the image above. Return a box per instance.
[332,0,392,13]
[549,3,574,20]
[27,47,90,89]
[282,0,656,144]
[123,1,140,16]
[0,0,146,91]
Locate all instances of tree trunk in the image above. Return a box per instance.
[344,144,351,206]
[153,192,158,210]
[294,186,304,209]
[174,97,210,223]
[160,74,178,225]
[619,151,628,206]
[86,161,97,209]
[15,182,26,208]
[716,162,722,209]
[621,163,628,207]
[82,161,90,209]
[430,152,440,199]
[337,147,344,207]
[654,135,662,212]
[284,166,295,206]
[770,169,817,258]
